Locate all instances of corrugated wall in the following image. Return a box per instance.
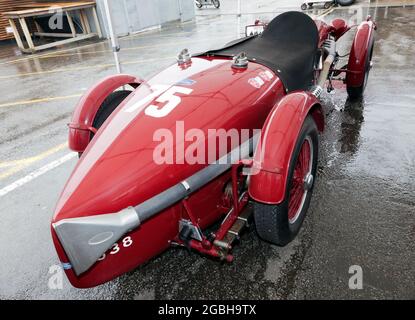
[0,0,195,41]
[96,0,195,38]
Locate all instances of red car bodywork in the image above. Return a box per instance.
[347,19,376,87]
[68,74,142,153]
[249,92,324,204]
[52,17,375,288]
[53,57,288,287]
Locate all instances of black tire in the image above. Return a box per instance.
[78,90,131,158]
[212,0,220,9]
[254,116,319,246]
[347,38,374,101]
[195,1,203,9]
[92,90,131,133]
[301,3,307,10]
[336,0,355,6]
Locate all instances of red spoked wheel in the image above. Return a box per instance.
[288,137,313,224]
[254,116,318,246]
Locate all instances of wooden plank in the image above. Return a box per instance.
[78,9,87,34]
[31,33,96,52]
[18,2,96,8]
[66,11,77,37]
[34,32,75,38]
[92,7,102,38]
[3,3,96,19]
[1,1,98,46]
[80,10,91,34]
[8,19,25,50]
[19,17,35,50]
[0,1,38,41]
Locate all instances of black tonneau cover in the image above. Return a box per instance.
[197,11,319,92]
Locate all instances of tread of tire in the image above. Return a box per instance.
[93,90,131,130]
[254,202,288,245]
[253,116,318,246]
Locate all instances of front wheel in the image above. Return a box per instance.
[195,1,203,9]
[212,0,220,9]
[254,116,319,246]
[78,90,131,158]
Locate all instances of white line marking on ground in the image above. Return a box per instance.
[0,153,76,197]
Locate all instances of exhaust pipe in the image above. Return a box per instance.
[312,37,336,97]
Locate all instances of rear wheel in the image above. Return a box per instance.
[195,1,203,9]
[301,3,307,10]
[212,0,220,9]
[254,116,319,245]
[92,90,131,133]
[337,0,355,6]
[78,90,131,158]
[347,39,374,100]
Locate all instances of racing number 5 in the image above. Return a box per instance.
[145,86,193,118]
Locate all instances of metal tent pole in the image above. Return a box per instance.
[178,0,183,22]
[237,0,241,38]
[103,0,122,74]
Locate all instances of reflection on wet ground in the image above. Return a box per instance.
[0,1,413,299]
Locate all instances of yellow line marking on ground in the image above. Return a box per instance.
[0,56,175,80]
[0,42,101,67]
[38,35,234,59]
[0,143,67,180]
[0,13,222,65]
[0,63,112,79]
[0,94,82,109]
[0,25,223,66]
[310,7,335,19]
[319,7,335,18]
[0,152,76,197]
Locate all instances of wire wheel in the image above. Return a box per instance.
[254,116,319,246]
[288,137,313,224]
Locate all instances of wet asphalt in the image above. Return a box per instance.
[0,0,414,299]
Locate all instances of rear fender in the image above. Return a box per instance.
[249,91,324,204]
[68,74,142,153]
[346,17,376,88]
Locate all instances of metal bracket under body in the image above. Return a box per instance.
[179,219,204,242]
[175,161,251,262]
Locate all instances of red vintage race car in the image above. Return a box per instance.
[51,11,376,288]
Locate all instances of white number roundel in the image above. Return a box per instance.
[125,85,193,118]
[145,86,193,118]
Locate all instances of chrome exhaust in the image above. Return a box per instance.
[312,37,336,98]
